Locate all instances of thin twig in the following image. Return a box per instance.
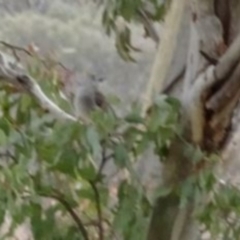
[48,191,90,240]
[96,148,114,181]
[137,8,160,45]
[56,196,89,240]
[89,181,104,240]
[0,41,33,56]
[0,51,77,121]
[0,41,70,71]
[28,77,77,121]
[206,62,240,112]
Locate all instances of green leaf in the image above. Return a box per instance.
[113,195,135,232]
[0,118,10,136]
[36,142,58,163]
[134,133,150,155]
[119,0,137,21]
[114,143,129,168]
[125,112,144,123]
[146,109,161,132]
[86,126,101,158]
[154,4,166,20]
[20,95,32,112]
[115,31,136,62]
[166,96,181,111]
[78,188,95,201]
[113,181,148,239]
[180,177,196,208]
[51,122,81,147]
[91,109,116,137]
[124,27,141,52]
[0,129,7,145]
[98,185,109,206]
[184,145,204,163]
[78,162,97,181]
[122,126,142,147]
[30,203,57,240]
[51,147,79,177]
[154,186,172,199]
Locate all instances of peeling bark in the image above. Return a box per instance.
[146,0,240,239]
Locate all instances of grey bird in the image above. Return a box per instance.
[73,72,111,119]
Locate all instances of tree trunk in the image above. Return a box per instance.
[146,0,240,239]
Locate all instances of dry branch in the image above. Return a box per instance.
[0,51,77,122]
[206,62,240,112]
[0,41,70,71]
[215,33,240,81]
[89,181,104,240]
[137,9,160,44]
[41,191,90,240]
[54,194,89,240]
[28,77,77,121]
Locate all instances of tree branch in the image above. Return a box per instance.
[215,33,240,82]
[204,33,240,114]
[96,147,114,181]
[40,191,89,240]
[56,195,89,240]
[141,0,189,115]
[0,41,70,71]
[137,9,160,44]
[206,62,240,112]
[28,76,77,121]
[0,41,33,56]
[0,51,78,122]
[89,181,104,240]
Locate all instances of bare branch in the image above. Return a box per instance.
[96,147,114,181]
[37,189,89,240]
[215,33,240,81]
[206,62,240,112]
[0,41,33,56]
[28,76,77,121]
[0,41,70,71]
[89,181,104,240]
[203,33,240,114]
[137,9,160,44]
[51,192,89,240]
[0,51,77,122]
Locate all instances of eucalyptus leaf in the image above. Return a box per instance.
[86,126,102,158]
[0,129,7,145]
[114,143,129,168]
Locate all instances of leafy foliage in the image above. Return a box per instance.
[1,52,239,239]
[0,51,181,239]
[102,0,167,61]
[0,1,239,240]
